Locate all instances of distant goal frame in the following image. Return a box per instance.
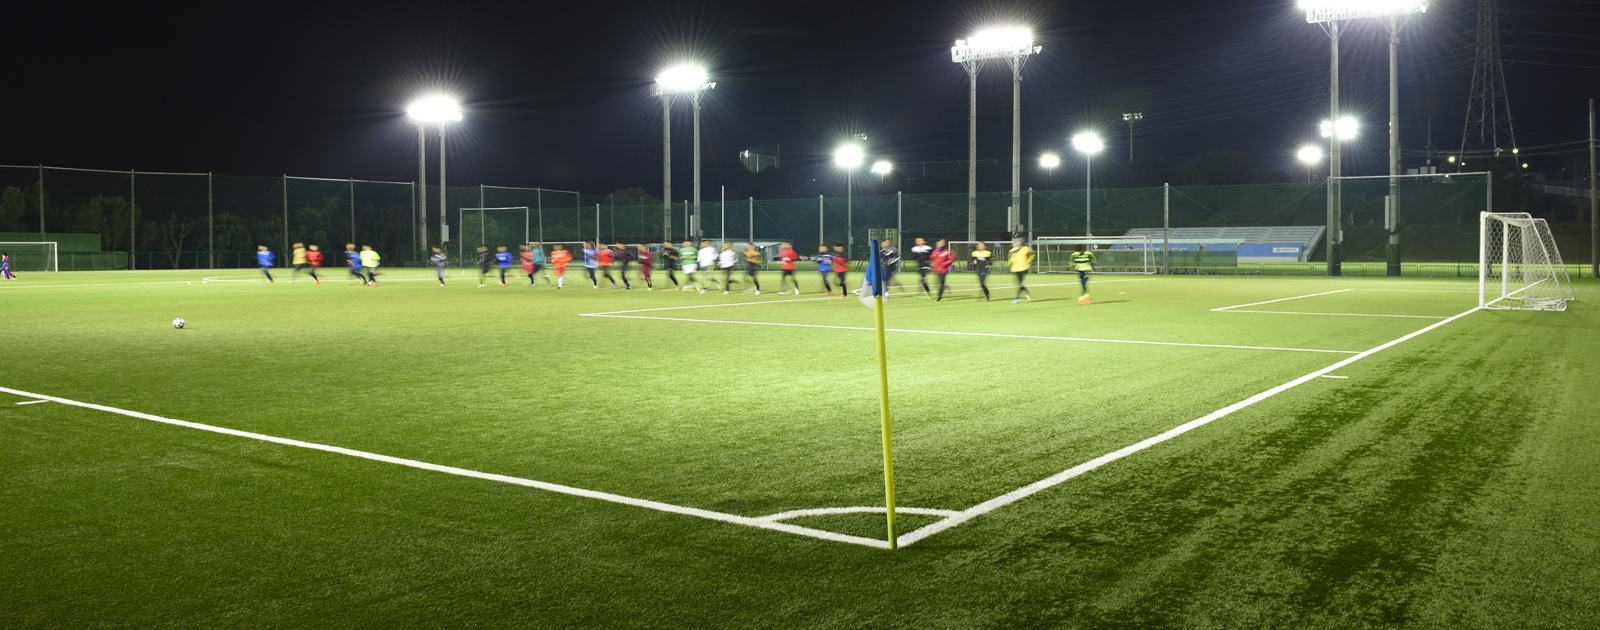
[0,241,58,272]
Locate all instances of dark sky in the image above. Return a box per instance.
[5,0,1597,195]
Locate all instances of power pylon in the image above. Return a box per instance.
[1460,0,1517,157]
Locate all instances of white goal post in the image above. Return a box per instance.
[1479,212,1575,311]
[0,242,58,272]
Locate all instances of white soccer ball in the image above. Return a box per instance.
[173,318,186,329]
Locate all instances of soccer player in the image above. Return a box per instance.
[636,244,653,290]
[832,244,849,299]
[970,241,993,301]
[1008,237,1034,303]
[1071,244,1097,304]
[612,243,633,290]
[813,245,833,295]
[520,244,535,286]
[429,247,448,286]
[305,244,322,284]
[697,240,718,292]
[931,239,954,301]
[661,241,681,289]
[717,241,738,294]
[596,243,619,288]
[879,239,903,293]
[345,244,364,284]
[742,243,763,295]
[551,244,573,288]
[910,237,933,297]
[290,242,308,282]
[494,246,514,286]
[1,252,17,279]
[257,245,275,283]
[360,245,381,286]
[581,241,600,288]
[529,242,551,287]
[777,242,801,294]
[682,239,705,293]
[475,245,493,287]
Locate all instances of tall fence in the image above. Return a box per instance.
[1,164,1590,275]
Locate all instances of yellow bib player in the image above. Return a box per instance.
[1007,238,1034,303]
[1071,245,1096,304]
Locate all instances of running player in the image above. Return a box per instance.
[832,244,849,299]
[1008,237,1034,303]
[429,247,448,286]
[360,245,381,286]
[529,242,550,287]
[661,241,681,289]
[931,239,954,301]
[1071,244,1097,304]
[683,239,705,293]
[494,246,514,286]
[305,245,322,284]
[345,244,364,283]
[777,242,801,294]
[290,242,308,282]
[910,237,933,297]
[257,245,276,283]
[475,245,493,287]
[636,245,653,290]
[551,244,572,288]
[697,240,718,292]
[878,239,903,293]
[597,243,619,288]
[970,241,993,300]
[742,243,763,295]
[581,242,600,288]
[717,241,738,294]
[813,245,833,295]
[0,252,15,279]
[612,243,633,290]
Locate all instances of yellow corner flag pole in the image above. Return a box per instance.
[871,240,898,549]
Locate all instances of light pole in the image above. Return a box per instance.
[835,145,865,255]
[1301,0,1427,276]
[1073,133,1103,238]
[1040,154,1059,236]
[953,27,1039,240]
[1122,112,1143,161]
[407,96,462,250]
[1297,145,1323,183]
[654,65,715,243]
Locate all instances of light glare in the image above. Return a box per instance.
[835,145,864,168]
[1319,118,1358,140]
[407,96,462,123]
[1072,133,1104,155]
[952,27,1038,62]
[1039,154,1060,168]
[1297,146,1323,164]
[872,160,892,174]
[1300,0,1428,23]
[655,65,711,94]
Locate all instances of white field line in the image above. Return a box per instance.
[894,305,1482,547]
[758,506,961,522]
[580,279,1154,317]
[1211,289,1351,311]
[1218,310,1449,319]
[582,314,1360,354]
[1320,375,1350,379]
[0,386,895,550]
[14,400,50,405]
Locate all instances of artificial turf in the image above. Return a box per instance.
[1,268,1596,629]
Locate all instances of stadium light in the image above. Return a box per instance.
[406,95,462,251]
[1301,1,1426,278]
[1122,112,1143,161]
[653,65,716,242]
[1073,133,1103,238]
[872,160,892,175]
[835,144,868,254]
[1039,154,1060,168]
[1448,155,1457,163]
[953,26,1041,240]
[1320,118,1358,140]
[1298,146,1323,183]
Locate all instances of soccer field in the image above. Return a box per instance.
[3,268,1597,629]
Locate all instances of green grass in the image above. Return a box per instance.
[2,268,1597,629]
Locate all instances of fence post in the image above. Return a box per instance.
[537,188,544,244]
[208,173,214,269]
[282,175,289,264]
[38,165,44,236]
[1162,183,1170,275]
[897,191,902,242]
[130,170,136,270]
[749,197,754,244]
[819,195,824,251]
[350,178,356,247]
[1028,187,1034,245]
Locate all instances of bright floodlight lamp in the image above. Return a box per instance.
[1448,155,1457,163]
[1320,118,1358,140]
[654,65,715,242]
[406,96,462,123]
[950,27,1038,62]
[872,160,892,174]
[1072,133,1104,154]
[1299,0,1427,23]
[1298,146,1323,164]
[953,26,1041,241]
[653,65,713,95]
[1039,154,1060,168]
[835,145,864,168]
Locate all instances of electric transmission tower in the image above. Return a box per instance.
[1460,0,1517,158]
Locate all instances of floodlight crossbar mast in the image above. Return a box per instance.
[952,28,1040,240]
[653,67,715,243]
[407,96,462,250]
[1299,0,1426,24]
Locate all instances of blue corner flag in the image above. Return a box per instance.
[861,239,885,309]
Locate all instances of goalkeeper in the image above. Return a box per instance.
[1071,245,1096,304]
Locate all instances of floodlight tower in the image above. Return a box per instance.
[407,96,462,249]
[1300,0,1427,277]
[1073,133,1104,238]
[835,145,865,254]
[953,28,1040,240]
[1122,112,1143,161]
[1297,145,1323,183]
[654,66,715,242]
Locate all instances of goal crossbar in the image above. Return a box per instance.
[0,242,58,272]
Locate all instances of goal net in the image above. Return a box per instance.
[1479,212,1575,311]
[1032,236,1156,274]
[0,242,58,272]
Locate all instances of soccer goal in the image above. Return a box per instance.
[1032,236,1157,274]
[1479,212,1576,311]
[0,242,58,272]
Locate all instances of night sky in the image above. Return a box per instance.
[6,0,1597,195]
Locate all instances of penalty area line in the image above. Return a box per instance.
[0,386,893,550]
[894,305,1482,548]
